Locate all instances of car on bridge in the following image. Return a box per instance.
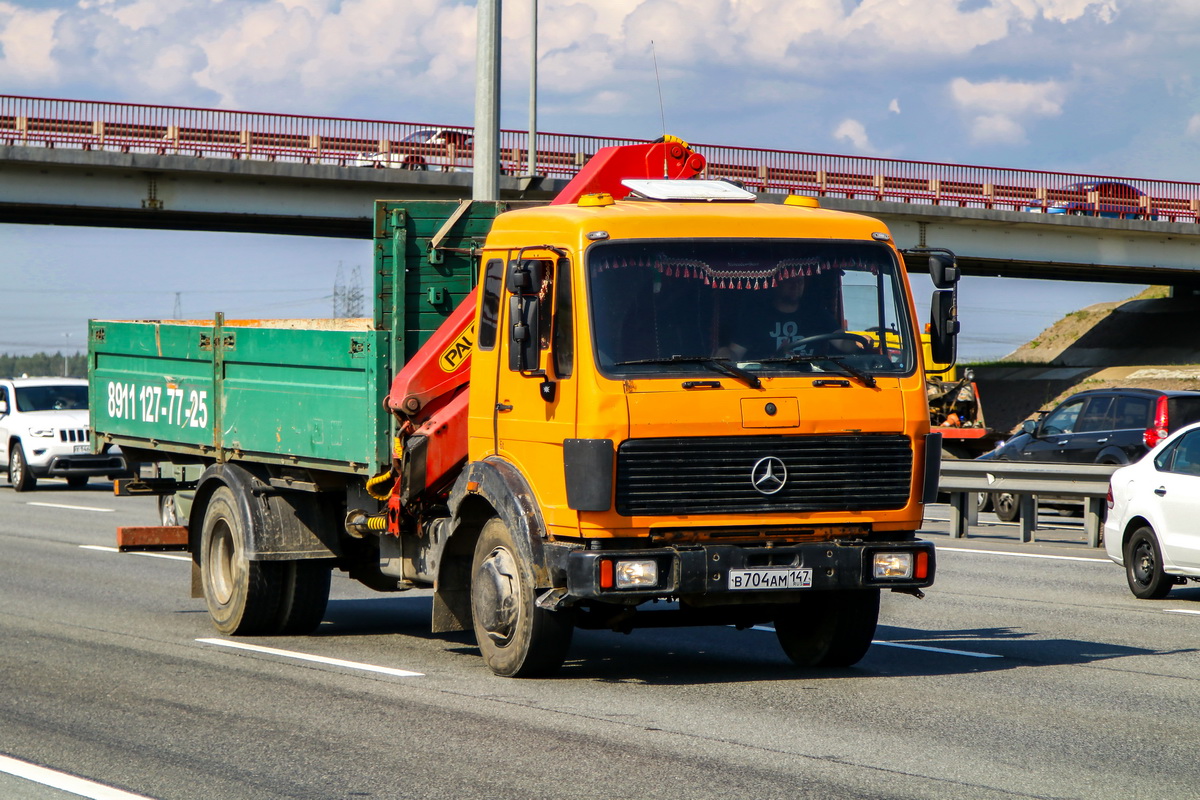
[978,388,1200,521]
[1027,180,1154,219]
[1104,420,1200,598]
[354,128,473,171]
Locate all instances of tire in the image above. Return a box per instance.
[199,485,331,635]
[9,445,36,492]
[1124,526,1174,600]
[66,476,88,489]
[159,494,179,526]
[470,516,573,677]
[993,491,1020,522]
[976,491,993,514]
[200,486,284,635]
[275,560,332,635]
[774,589,880,668]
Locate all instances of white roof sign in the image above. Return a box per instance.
[621,179,757,202]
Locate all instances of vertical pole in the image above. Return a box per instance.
[527,0,537,178]
[473,0,501,201]
[949,492,969,539]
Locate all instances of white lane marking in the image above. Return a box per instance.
[196,638,424,678]
[79,545,190,562]
[937,546,1109,564]
[870,640,1003,658]
[1166,609,1200,616]
[748,625,1001,658]
[0,753,155,800]
[27,502,114,513]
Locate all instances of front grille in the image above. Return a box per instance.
[615,434,913,516]
[58,428,88,443]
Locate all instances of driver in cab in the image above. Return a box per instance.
[719,275,845,361]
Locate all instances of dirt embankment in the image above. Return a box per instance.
[969,287,1200,434]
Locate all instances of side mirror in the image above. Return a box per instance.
[508,295,540,372]
[929,254,959,290]
[506,259,545,295]
[929,290,959,365]
[1021,419,1038,436]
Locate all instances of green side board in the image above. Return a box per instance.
[89,200,511,475]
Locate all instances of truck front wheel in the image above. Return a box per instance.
[470,517,573,677]
[773,589,880,668]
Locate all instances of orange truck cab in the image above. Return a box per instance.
[430,177,955,675]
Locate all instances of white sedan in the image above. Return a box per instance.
[1105,421,1200,598]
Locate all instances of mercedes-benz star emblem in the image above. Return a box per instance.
[750,456,787,495]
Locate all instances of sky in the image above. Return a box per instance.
[3,0,1195,361]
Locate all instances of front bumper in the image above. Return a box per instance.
[555,539,935,603]
[39,453,129,478]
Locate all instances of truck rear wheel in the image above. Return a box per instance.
[774,589,880,668]
[470,517,573,677]
[201,486,283,635]
[199,485,331,636]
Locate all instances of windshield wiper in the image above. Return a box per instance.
[757,354,877,388]
[615,355,762,389]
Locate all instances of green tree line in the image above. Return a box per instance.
[0,352,87,379]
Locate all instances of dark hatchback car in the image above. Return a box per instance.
[978,388,1200,521]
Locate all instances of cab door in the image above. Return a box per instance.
[492,252,580,531]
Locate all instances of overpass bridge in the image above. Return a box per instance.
[4,94,1200,286]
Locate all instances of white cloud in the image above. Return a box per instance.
[950,76,1066,146]
[833,118,875,153]
[1187,113,1200,138]
[969,113,1028,145]
[0,2,62,83]
[950,77,1066,116]
[1037,0,1118,23]
[888,98,901,114]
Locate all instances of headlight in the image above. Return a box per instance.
[873,552,913,579]
[615,559,658,589]
[29,428,55,438]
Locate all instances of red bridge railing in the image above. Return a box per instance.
[3,94,1198,222]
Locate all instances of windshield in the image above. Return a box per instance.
[587,239,914,378]
[15,384,88,412]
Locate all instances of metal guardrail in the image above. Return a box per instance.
[3,94,1200,221]
[938,460,1119,547]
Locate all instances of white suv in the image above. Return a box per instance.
[0,377,130,491]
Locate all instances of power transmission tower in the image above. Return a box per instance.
[332,262,347,317]
[345,266,365,317]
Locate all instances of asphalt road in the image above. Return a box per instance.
[1,480,1197,800]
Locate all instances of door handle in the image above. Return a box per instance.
[1096,437,1109,443]
[495,403,513,413]
[1056,439,1069,446]
[1154,486,1167,496]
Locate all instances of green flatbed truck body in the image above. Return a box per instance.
[89,200,510,474]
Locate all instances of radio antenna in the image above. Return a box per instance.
[651,41,668,177]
